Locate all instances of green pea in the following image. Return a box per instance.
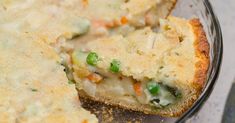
[109,59,120,73]
[147,81,160,95]
[86,52,98,66]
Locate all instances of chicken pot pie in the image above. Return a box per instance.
[71,16,209,117]
[0,0,209,121]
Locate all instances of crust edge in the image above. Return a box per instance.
[190,19,210,91]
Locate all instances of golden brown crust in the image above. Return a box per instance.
[190,19,210,91]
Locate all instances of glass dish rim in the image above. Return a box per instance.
[176,0,223,122]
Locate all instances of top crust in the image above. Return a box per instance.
[0,32,98,123]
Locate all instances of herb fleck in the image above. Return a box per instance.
[68,80,75,84]
[31,88,38,92]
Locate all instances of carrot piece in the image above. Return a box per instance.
[82,119,88,123]
[133,82,142,96]
[92,19,120,28]
[87,73,103,83]
[120,16,128,25]
[105,21,115,28]
[82,0,89,6]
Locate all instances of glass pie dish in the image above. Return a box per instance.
[80,0,223,122]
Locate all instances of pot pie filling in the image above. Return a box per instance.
[71,49,183,108]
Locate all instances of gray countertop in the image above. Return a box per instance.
[188,0,235,123]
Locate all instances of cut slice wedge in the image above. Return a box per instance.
[71,16,209,117]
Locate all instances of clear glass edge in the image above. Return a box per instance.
[176,0,223,122]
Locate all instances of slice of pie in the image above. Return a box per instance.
[71,16,210,117]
